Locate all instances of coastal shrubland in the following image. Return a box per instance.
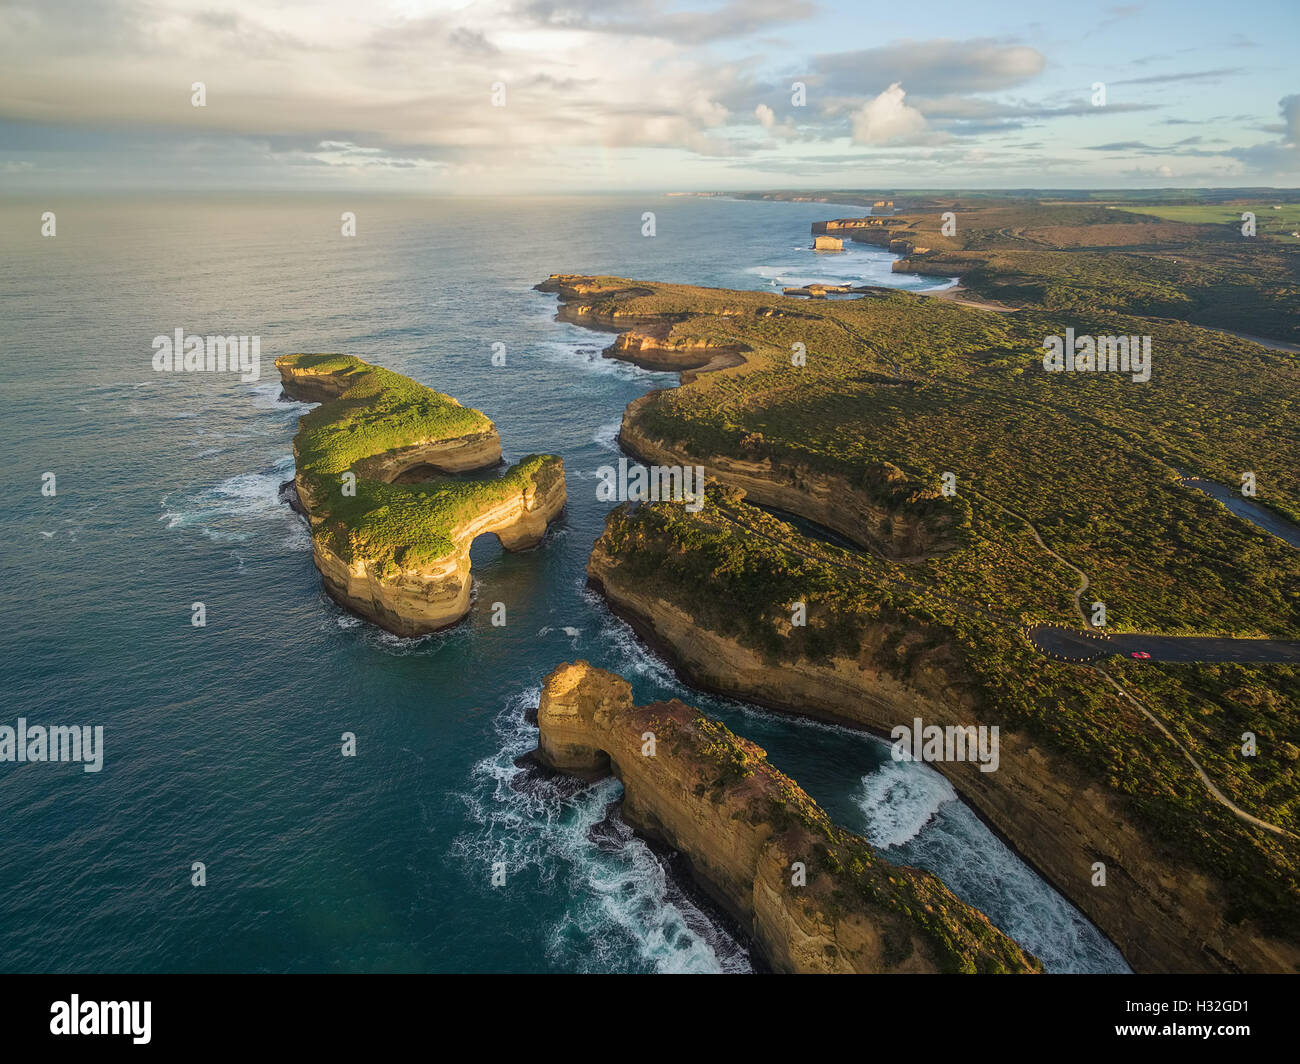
[546,268,1300,967]
[874,202,1300,342]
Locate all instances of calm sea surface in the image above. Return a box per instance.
[0,194,1126,972]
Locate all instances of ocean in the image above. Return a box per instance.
[0,193,1126,973]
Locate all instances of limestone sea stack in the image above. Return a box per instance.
[534,660,1040,975]
[277,353,565,635]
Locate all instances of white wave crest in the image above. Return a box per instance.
[856,758,958,848]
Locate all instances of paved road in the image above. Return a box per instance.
[1031,624,1300,663]
[1179,475,1300,549]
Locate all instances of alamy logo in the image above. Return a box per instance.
[1042,328,1151,382]
[50,995,150,1044]
[0,718,103,772]
[891,717,999,772]
[152,328,261,382]
[596,458,705,512]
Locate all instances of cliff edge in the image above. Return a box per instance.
[535,660,1040,974]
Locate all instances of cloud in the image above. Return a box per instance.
[0,0,770,171]
[689,94,729,128]
[755,102,797,139]
[1113,68,1243,86]
[1084,138,1238,158]
[1086,140,1153,151]
[1084,5,1140,38]
[0,0,1288,190]
[827,93,1160,138]
[447,27,500,57]
[851,83,927,145]
[1281,95,1300,143]
[816,38,1045,96]
[515,0,816,43]
[1125,164,1178,178]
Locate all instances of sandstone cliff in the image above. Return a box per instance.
[586,529,1300,974]
[535,660,1040,974]
[538,277,956,559]
[618,393,952,560]
[277,353,566,635]
[309,459,566,636]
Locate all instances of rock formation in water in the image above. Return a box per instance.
[278,353,565,635]
[534,660,1040,974]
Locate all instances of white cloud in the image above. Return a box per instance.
[689,94,729,128]
[851,83,927,145]
[1281,95,1300,144]
[754,102,797,139]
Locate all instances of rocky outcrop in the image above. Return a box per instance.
[311,461,566,636]
[276,353,565,636]
[585,533,1300,974]
[812,217,905,235]
[781,283,893,299]
[617,392,955,560]
[848,228,894,248]
[813,235,844,251]
[539,277,956,560]
[604,330,746,373]
[534,661,1040,974]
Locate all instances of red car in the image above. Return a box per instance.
[1130,651,1152,659]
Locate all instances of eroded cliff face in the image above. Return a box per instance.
[534,661,1040,974]
[585,538,1300,974]
[619,393,952,560]
[312,471,567,636]
[605,330,744,373]
[276,355,565,635]
[276,359,357,403]
[538,276,956,560]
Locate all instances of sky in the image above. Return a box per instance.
[0,0,1296,192]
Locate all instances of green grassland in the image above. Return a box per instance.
[319,454,560,571]
[1114,203,1300,239]
[563,274,1300,934]
[572,278,1300,611]
[280,353,562,568]
[878,203,1300,341]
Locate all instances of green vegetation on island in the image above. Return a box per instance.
[287,353,493,477]
[277,352,566,633]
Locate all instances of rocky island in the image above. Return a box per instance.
[534,660,1039,974]
[277,353,565,635]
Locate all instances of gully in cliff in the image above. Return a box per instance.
[532,660,1039,975]
[276,353,566,636]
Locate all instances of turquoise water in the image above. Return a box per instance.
[0,194,1125,973]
